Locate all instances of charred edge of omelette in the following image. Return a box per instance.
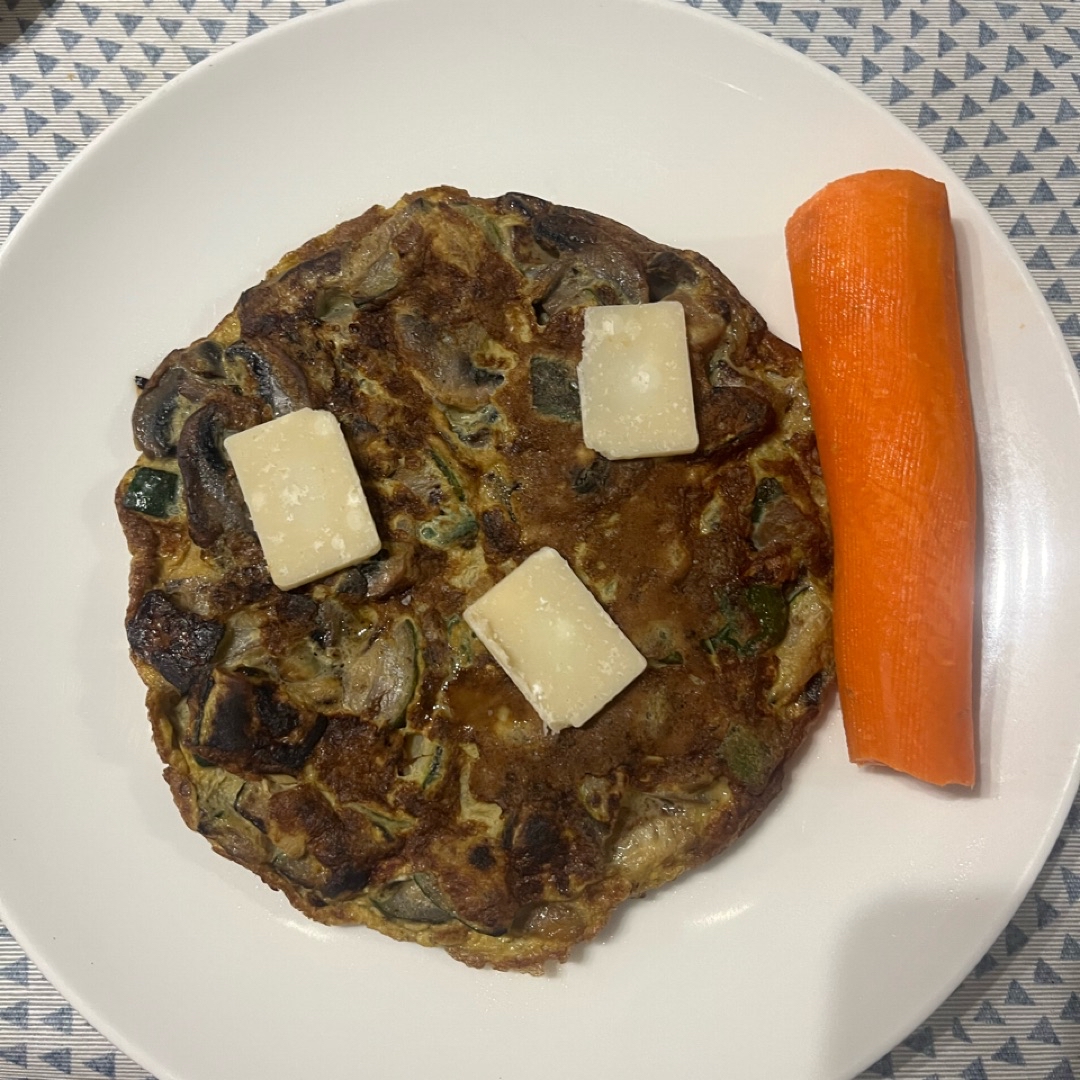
[116,186,834,973]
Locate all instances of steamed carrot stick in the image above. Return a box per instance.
[785,169,976,788]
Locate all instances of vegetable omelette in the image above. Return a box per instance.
[116,187,834,971]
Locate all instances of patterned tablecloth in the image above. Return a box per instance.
[2,0,1080,1076]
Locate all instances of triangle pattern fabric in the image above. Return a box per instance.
[1,3,1080,1078]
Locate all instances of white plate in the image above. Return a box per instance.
[1,0,1079,1077]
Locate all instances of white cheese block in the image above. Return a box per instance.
[463,547,646,733]
[578,300,699,459]
[224,408,381,591]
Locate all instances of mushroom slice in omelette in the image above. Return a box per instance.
[116,187,834,972]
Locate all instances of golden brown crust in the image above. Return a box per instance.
[116,187,833,970]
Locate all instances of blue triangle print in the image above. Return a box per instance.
[978,20,998,45]
[1031,178,1057,202]
[967,155,992,179]
[27,153,48,180]
[0,958,29,986]
[871,25,892,50]
[975,1000,1006,1024]
[1031,70,1055,94]
[0,1000,29,1027]
[182,45,209,64]
[85,1052,116,1079]
[1005,45,1026,70]
[794,8,820,29]
[1061,990,1080,1018]
[959,93,983,118]
[882,0,901,19]
[997,1,1020,17]
[932,69,956,95]
[1044,44,1070,68]
[1063,865,1080,902]
[943,126,966,149]
[1042,2,1066,20]
[953,1016,973,1042]
[121,65,146,89]
[948,0,968,23]
[1045,1059,1078,1080]
[1029,1014,1062,1043]
[77,110,98,136]
[835,6,861,28]
[939,29,958,54]
[964,52,985,78]
[1065,254,1080,271]
[0,1044,27,1068]
[903,45,924,70]
[961,1058,989,1080]
[889,77,912,103]
[99,88,124,114]
[78,2,101,24]
[1005,920,1030,952]
[116,11,141,33]
[42,1006,72,1034]
[1061,930,1080,954]
[919,102,940,126]
[157,16,182,36]
[246,10,267,32]
[1069,27,1080,49]
[17,18,42,41]
[24,107,47,135]
[863,1052,893,1077]
[902,1025,934,1057]
[178,0,196,9]
[910,8,928,35]
[10,74,33,99]
[989,76,1013,101]
[0,44,17,67]
[200,17,225,40]
[52,132,76,158]
[57,26,82,49]
[34,50,58,75]
[1035,127,1059,151]
[721,0,742,14]
[1008,213,1033,235]
[1028,246,1054,270]
[220,0,238,10]
[785,38,810,53]
[827,35,852,55]
[991,1037,1025,1065]
[755,1,781,23]
[0,131,17,155]
[974,952,999,977]
[1036,957,1065,981]
[1022,21,1045,41]
[1057,98,1079,123]
[96,37,122,61]
[74,62,99,86]
[140,41,163,65]
[1006,975,1037,1000]
[1014,101,1036,124]
[41,1046,72,1075]
[50,86,72,112]
[862,56,882,82]
[289,2,304,15]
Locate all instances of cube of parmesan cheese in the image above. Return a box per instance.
[463,547,646,733]
[224,408,381,591]
[578,300,699,459]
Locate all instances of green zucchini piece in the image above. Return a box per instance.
[704,584,789,658]
[372,877,455,924]
[123,467,178,518]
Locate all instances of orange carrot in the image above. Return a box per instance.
[785,169,976,788]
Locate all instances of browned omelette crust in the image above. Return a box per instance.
[116,188,833,972]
